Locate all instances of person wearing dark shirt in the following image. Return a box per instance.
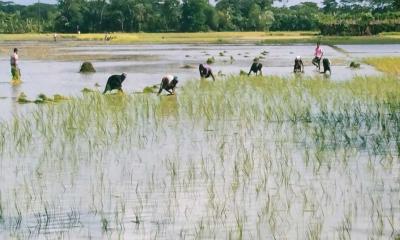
[248,58,263,76]
[103,73,127,94]
[294,56,304,73]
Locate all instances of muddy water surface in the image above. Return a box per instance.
[0,43,391,120]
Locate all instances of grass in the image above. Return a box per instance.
[0,31,399,44]
[0,74,399,238]
[364,57,400,75]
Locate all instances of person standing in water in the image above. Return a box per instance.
[10,48,21,81]
[312,42,324,71]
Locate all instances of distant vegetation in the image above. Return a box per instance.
[0,0,398,35]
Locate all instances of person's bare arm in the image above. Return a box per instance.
[157,85,163,95]
[211,72,215,81]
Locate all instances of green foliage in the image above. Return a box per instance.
[206,56,215,64]
[181,0,208,32]
[55,0,85,32]
[270,3,320,31]
[350,61,361,68]
[0,0,399,34]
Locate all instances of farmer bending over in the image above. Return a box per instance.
[294,56,304,73]
[158,75,178,95]
[322,58,331,75]
[103,73,127,94]
[248,58,263,76]
[199,64,215,81]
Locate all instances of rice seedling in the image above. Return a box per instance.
[0,73,398,239]
[364,57,400,75]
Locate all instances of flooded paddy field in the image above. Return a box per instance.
[0,43,399,239]
[0,43,392,120]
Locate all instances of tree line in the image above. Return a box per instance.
[0,0,398,35]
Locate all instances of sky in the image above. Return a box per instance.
[9,0,322,6]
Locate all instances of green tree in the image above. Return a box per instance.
[204,5,219,30]
[161,0,181,31]
[247,3,261,30]
[260,10,274,31]
[323,0,338,13]
[181,0,208,32]
[56,0,86,32]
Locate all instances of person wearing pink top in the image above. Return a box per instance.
[312,42,324,71]
[199,63,215,81]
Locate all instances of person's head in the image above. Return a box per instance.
[317,42,320,47]
[13,48,18,53]
[199,64,204,71]
[121,72,127,80]
[296,56,301,60]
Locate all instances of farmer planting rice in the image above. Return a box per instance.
[199,63,215,81]
[248,58,263,76]
[322,58,332,75]
[103,73,127,94]
[158,75,178,95]
[294,56,304,73]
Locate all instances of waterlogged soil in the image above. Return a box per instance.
[336,44,400,57]
[0,43,394,121]
[0,91,398,240]
[0,43,399,239]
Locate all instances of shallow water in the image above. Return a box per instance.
[0,87,398,240]
[0,43,392,120]
[336,44,400,57]
[0,43,399,239]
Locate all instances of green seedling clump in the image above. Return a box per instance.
[53,94,69,101]
[206,57,215,64]
[81,88,96,93]
[79,62,96,73]
[181,64,195,69]
[143,85,158,93]
[350,61,361,68]
[34,94,52,104]
[16,92,30,103]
